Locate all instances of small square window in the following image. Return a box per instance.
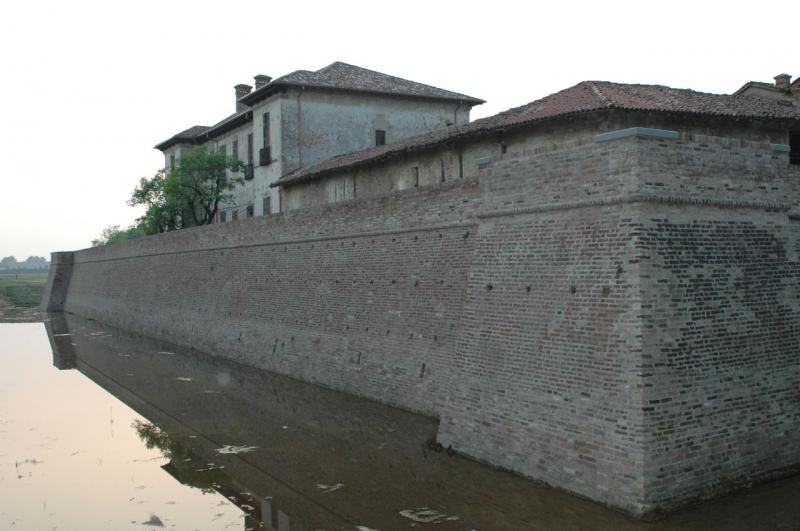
[375,130,386,147]
[246,205,254,217]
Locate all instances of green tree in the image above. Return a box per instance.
[131,146,245,234]
[0,256,18,268]
[129,169,182,234]
[91,225,145,247]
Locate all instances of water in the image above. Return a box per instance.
[1,316,799,530]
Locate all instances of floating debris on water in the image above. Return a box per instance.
[195,464,225,472]
[215,445,258,455]
[141,514,164,526]
[316,482,345,493]
[399,507,459,524]
[157,351,175,355]
[175,377,193,382]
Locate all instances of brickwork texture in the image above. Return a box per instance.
[45,130,800,516]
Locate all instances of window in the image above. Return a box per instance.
[791,132,800,165]
[247,134,254,165]
[232,209,238,221]
[246,205,254,217]
[375,130,386,147]
[169,154,175,172]
[232,139,239,162]
[218,145,227,179]
[262,112,270,148]
[412,167,419,187]
[220,211,227,223]
[263,196,272,216]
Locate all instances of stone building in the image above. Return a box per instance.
[154,62,482,218]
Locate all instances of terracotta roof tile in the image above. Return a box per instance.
[275,81,800,187]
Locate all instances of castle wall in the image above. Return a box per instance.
[59,179,481,417]
[46,127,800,516]
[633,137,800,511]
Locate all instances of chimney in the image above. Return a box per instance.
[774,73,791,92]
[254,74,272,90]
[234,84,252,112]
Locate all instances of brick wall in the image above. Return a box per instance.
[47,127,800,516]
[62,180,480,416]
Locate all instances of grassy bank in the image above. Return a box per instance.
[0,274,47,322]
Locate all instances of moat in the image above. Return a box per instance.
[0,317,798,530]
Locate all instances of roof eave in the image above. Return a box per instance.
[154,136,198,151]
[205,111,254,140]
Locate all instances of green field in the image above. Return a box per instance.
[0,274,47,321]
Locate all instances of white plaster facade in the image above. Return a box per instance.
[156,62,481,219]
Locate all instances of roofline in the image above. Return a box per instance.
[273,106,800,189]
[155,110,254,151]
[154,134,204,151]
[734,80,796,96]
[240,80,484,107]
[205,111,253,140]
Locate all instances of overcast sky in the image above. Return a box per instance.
[0,0,796,259]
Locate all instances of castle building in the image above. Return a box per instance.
[50,70,800,516]
[154,62,483,219]
[273,77,800,210]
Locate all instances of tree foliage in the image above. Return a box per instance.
[0,256,17,268]
[130,146,244,235]
[91,225,145,247]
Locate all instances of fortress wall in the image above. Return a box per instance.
[633,138,800,511]
[63,179,481,416]
[436,134,800,515]
[47,129,800,516]
[437,140,648,513]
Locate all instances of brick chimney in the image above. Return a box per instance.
[254,75,272,90]
[234,84,252,112]
[774,73,791,92]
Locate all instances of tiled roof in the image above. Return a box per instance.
[734,80,783,96]
[275,81,800,188]
[154,125,211,150]
[240,61,484,106]
[205,109,252,139]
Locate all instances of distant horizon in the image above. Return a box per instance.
[2,0,797,258]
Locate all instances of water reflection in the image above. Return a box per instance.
[1,315,797,530]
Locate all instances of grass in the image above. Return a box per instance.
[0,274,48,307]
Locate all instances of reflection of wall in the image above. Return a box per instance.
[44,313,77,369]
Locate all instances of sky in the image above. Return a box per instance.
[0,0,797,259]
